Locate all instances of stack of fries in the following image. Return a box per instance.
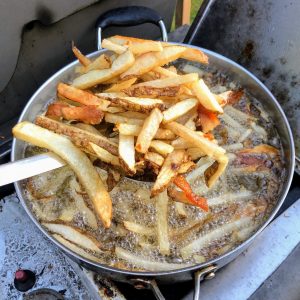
[13,36,233,229]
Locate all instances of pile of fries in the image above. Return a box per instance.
[13,36,234,229]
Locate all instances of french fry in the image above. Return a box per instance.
[115,247,189,271]
[124,85,180,98]
[192,79,223,113]
[165,122,226,160]
[58,83,111,111]
[89,142,120,166]
[36,115,118,155]
[121,46,186,79]
[178,160,196,174]
[43,222,102,252]
[104,113,144,125]
[150,140,174,156]
[155,190,170,255]
[69,178,98,229]
[174,202,187,217]
[205,155,229,188]
[72,44,91,66]
[118,111,147,119]
[130,73,198,88]
[53,234,101,263]
[13,122,112,227]
[136,108,163,153]
[119,134,136,174]
[73,50,135,89]
[102,39,127,54]
[180,47,209,64]
[123,221,154,236]
[163,98,198,123]
[144,151,165,167]
[73,123,102,135]
[151,150,187,196]
[104,77,137,92]
[61,105,104,125]
[106,106,126,113]
[75,54,111,74]
[116,123,176,140]
[186,147,205,160]
[102,94,165,112]
[153,66,178,78]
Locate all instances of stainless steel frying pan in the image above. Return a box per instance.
[9,6,295,300]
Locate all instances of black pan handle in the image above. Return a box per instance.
[95,6,168,50]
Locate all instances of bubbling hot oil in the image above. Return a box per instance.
[24,65,285,271]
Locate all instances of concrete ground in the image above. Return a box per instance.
[250,243,300,300]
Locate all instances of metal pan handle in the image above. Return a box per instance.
[95,6,168,50]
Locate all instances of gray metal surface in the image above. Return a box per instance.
[183,197,300,300]
[0,0,176,125]
[11,45,295,284]
[186,0,300,168]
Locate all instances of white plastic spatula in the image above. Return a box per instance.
[0,153,66,186]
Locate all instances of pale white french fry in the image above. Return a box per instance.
[153,66,178,78]
[53,234,102,263]
[192,79,223,113]
[163,98,198,123]
[102,39,127,54]
[123,221,154,236]
[175,202,187,217]
[150,140,174,156]
[115,247,190,271]
[119,134,136,174]
[104,78,137,92]
[75,54,111,74]
[135,108,163,153]
[89,142,120,166]
[73,50,135,89]
[121,46,186,79]
[43,222,102,253]
[144,151,165,167]
[155,190,170,255]
[13,122,112,227]
[105,113,144,125]
[186,147,205,160]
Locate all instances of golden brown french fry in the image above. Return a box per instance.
[121,46,186,79]
[57,83,110,111]
[104,113,144,125]
[174,202,187,217]
[72,44,91,66]
[123,221,154,236]
[13,122,112,227]
[89,142,120,166]
[150,140,174,156]
[52,234,102,263]
[75,54,111,74]
[162,98,198,123]
[119,134,136,174]
[165,122,226,160]
[136,108,163,153]
[36,115,118,155]
[106,106,126,113]
[100,94,165,113]
[192,79,223,113]
[104,78,137,92]
[102,39,127,54]
[144,151,165,167]
[124,85,180,98]
[180,47,209,64]
[116,123,176,140]
[151,150,187,196]
[155,190,170,255]
[73,50,135,89]
[43,223,102,252]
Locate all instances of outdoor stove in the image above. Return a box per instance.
[1,1,300,299]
